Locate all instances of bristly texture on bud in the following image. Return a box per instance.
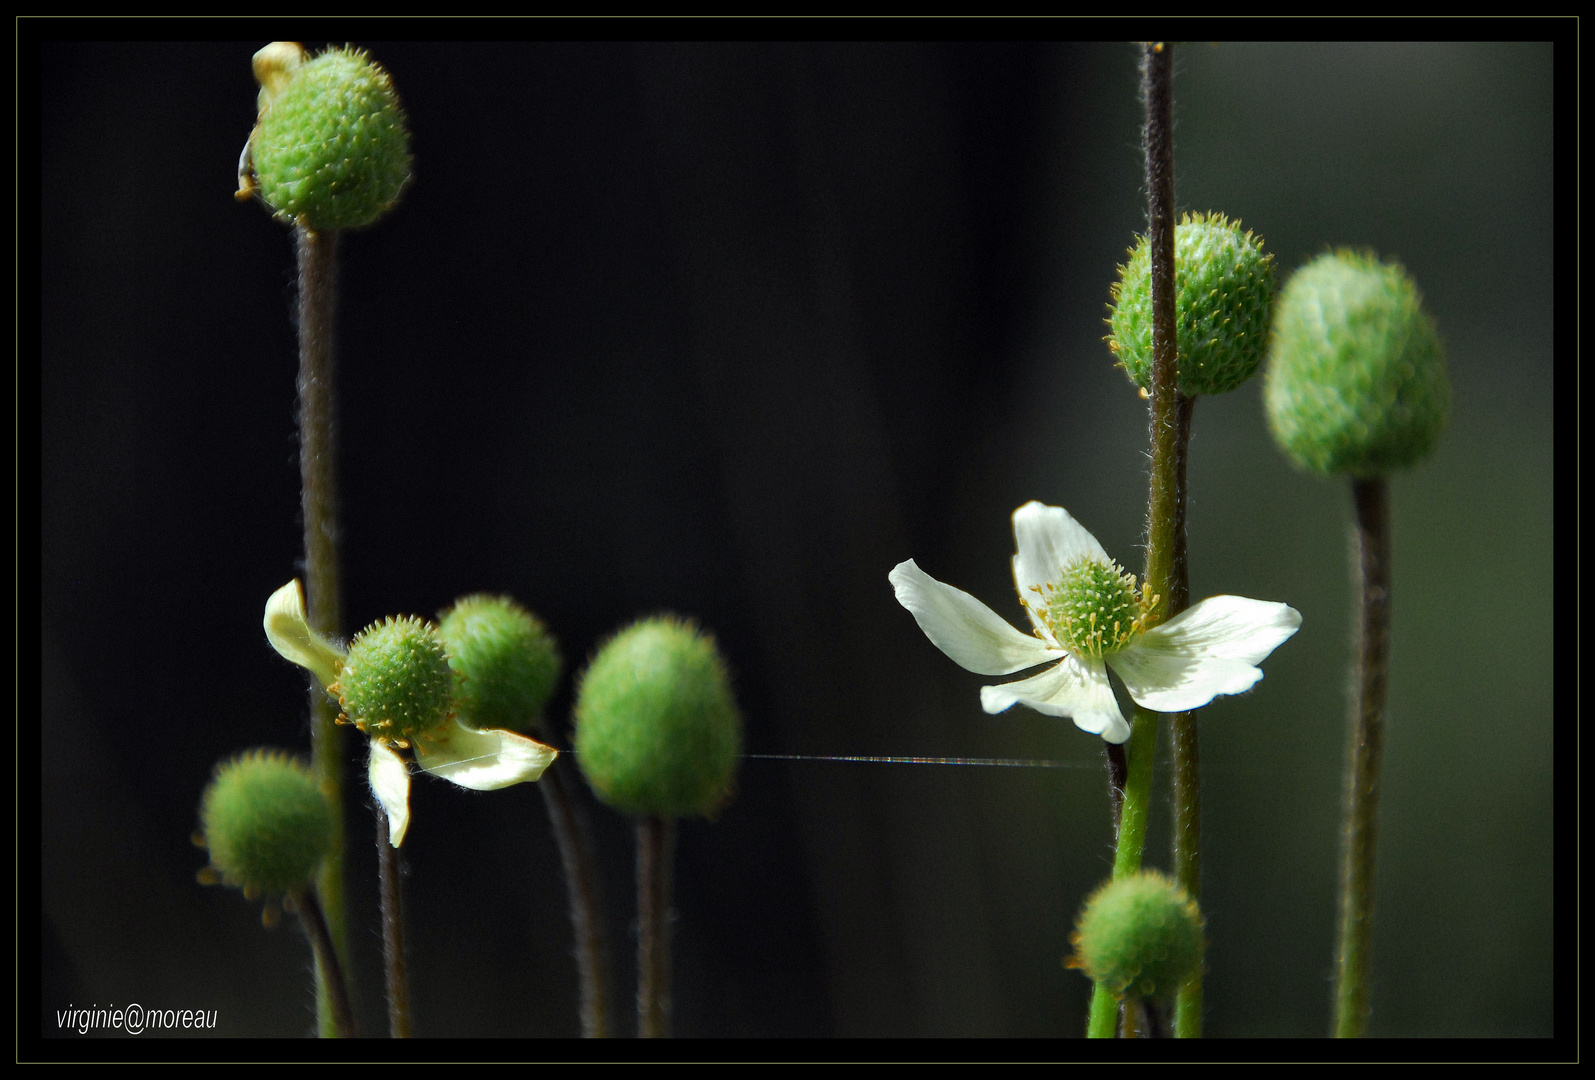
[199,749,334,895]
[1108,211,1276,397]
[438,594,563,734]
[1068,870,1204,1002]
[1264,249,1449,478]
[573,616,742,818]
[247,45,412,230]
[334,616,455,743]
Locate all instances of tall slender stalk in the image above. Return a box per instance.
[1169,392,1202,1038]
[294,223,350,1038]
[538,756,612,1037]
[378,809,413,1038]
[1334,477,1391,1037]
[636,815,675,1038]
[1086,39,1178,1041]
[291,887,357,1039]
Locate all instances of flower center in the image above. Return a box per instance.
[1033,557,1153,659]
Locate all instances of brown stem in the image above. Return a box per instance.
[377,809,412,1037]
[636,815,675,1038]
[1334,476,1391,1037]
[1169,392,1202,1038]
[295,223,349,1037]
[539,756,612,1037]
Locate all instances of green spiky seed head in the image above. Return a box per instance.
[335,616,454,742]
[199,749,333,894]
[1069,870,1204,1002]
[249,46,412,230]
[438,594,563,734]
[1264,250,1449,478]
[1108,211,1277,397]
[573,616,742,818]
[1034,557,1153,660]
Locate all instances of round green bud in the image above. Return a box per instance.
[1069,870,1204,1001]
[335,616,454,743]
[249,46,412,230]
[573,616,742,818]
[1108,211,1277,397]
[438,594,563,734]
[1264,250,1449,478]
[199,749,333,894]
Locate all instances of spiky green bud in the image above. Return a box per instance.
[1069,870,1204,1002]
[573,616,742,818]
[1264,250,1449,478]
[335,616,454,743]
[246,44,412,230]
[1108,211,1276,397]
[199,749,333,895]
[438,594,563,734]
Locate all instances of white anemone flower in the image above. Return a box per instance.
[890,502,1301,744]
[264,580,556,845]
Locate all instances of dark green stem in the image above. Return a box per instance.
[378,810,412,1037]
[538,755,612,1037]
[636,815,675,1038]
[295,223,349,1038]
[1088,39,1178,1040]
[1334,477,1391,1037]
[1086,708,1159,1037]
[291,887,357,1039]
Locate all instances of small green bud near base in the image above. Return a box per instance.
[335,616,454,744]
[199,749,334,895]
[1264,250,1449,478]
[1108,211,1276,397]
[439,595,562,734]
[1069,870,1204,1002]
[574,616,742,818]
[243,44,412,230]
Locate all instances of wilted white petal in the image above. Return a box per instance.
[368,741,412,848]
[890,560,1056,676]
[415,717,558,791]
[1145,595,1303,664]
[264,579,346,688]
[1010,501,1112,602]
[979,653,1130,744]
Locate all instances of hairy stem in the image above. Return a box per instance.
[1089,39,1178,1040]
[295,223,349,1037]
[1169,392,1202,1038]
[636,815,675,1038]
[291,887,357,1039]
[378,810,412,1037]
[539,755,612,1037]
[1334,477,1391,1037]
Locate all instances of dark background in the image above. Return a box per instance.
[40,40,1554,1039]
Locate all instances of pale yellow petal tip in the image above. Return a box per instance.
[252,42,305,100]
[415,719,558,791]
[264,579,345,688]
[368,741,412,847]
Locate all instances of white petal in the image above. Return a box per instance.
[264,579,346,688]
[1010,501,1112,602]
[368,740,412,848]
[978,653,1130,744]
[1110,596,1302,713]
[890,560,1057,676]
[414,717,558,791]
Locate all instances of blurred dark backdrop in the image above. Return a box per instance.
[40,40,1553,1038]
